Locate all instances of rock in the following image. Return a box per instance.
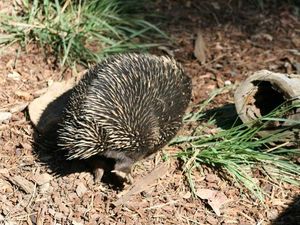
[182,191,191,199]
[267,209,279,220]
[0,178,13,192]
[0,112,12,123]
[224,80,232,86]
[72,221,83,225]
[39,182,50,194]
[33,173,53,186]
[7,71,21,80]
[75,182,87,197]
[33,173,53,193]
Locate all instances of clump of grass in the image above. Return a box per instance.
[0,0,167,66]
[172,88,300,202]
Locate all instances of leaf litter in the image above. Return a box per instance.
[0,0,299,224]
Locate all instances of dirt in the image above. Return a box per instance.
[0,0,300,224]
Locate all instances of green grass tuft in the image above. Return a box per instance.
[0,0,168,66]
[172,88,300,202]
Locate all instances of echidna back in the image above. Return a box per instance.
[58,53,191,160]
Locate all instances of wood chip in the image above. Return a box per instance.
[113,163,169,206]
[15,90,32,101]
[6,175,35,194]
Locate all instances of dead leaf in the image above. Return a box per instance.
[216,73,224,88]
[10,102,28,113]
[194,30,207,64]
[292,37,300,48]
[0,169,9,175]
[32,88,48,98]
[28,78,78,133]
[211,2,220,10]
[157,46,175,57]
[252,33,273,41]
[20,142,31,150]
[205,174,218,183]
[196,188,229,216]
[113,163,169,206]
[15,90,32,101]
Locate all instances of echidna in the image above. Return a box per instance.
[57,53,192,183]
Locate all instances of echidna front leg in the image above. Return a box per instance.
[88,156,111,183]
[94,167,105,183]
[111,170,133,184]
[111,157,135,184]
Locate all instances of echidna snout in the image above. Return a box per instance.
[57,53,192,183]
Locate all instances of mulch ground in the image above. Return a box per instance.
[0,1,299,224]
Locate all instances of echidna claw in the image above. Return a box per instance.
[93,168,105,183]
[111,170,133,184]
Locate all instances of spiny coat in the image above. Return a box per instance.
[57,53,192,182]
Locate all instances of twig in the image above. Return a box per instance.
[144,200,178,210]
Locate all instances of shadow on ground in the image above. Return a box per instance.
[154,0,299,32]
[202,103,242,129]
[30,88,125,190]
[272,195,300,225]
